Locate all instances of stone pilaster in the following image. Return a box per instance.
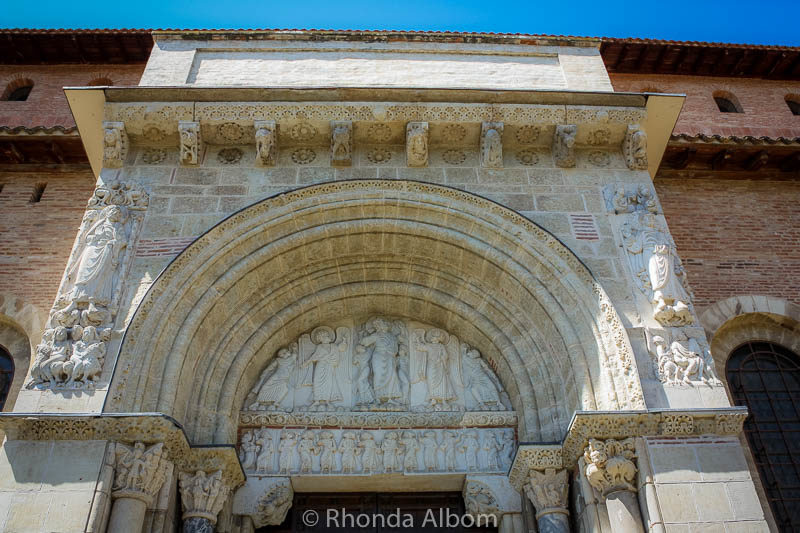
[109,442,171,533]
[583,437,644,533]
[523,468,571,533]
[178,470,231,532]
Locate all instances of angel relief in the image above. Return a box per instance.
[244,317,511,414]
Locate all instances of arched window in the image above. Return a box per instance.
[727,341,800,530]
[786,95,800,116]
[0,346,13,411]
[2,79,34,102]
[713,91,743,113]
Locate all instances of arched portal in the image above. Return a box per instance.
[108,180,642,444]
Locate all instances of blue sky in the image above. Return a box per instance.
[3,0,799,46]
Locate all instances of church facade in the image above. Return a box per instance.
[1,29,799,532]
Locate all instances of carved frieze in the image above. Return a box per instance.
[178,470,230,524]
[623,124,648,170]
[179,121,201,165]
[553,125,577,168]
[254,121,278,166]
[406,122,429,167]
[480,122,504,168]
[112,442,171,505]
[583,438,637,497]
[27,181,148,390]
[102,121,128,168]
[245,317,511,413]
[648,327,721,386]
[238,410,517,428]
[330,120,353,167]
[238,426,514,476]
[604,183,659,214]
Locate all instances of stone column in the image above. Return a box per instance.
[109,442,171,533]
[583,438,644,533]
[178,470,231,532]
[523,468,571,533]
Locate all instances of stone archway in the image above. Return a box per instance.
[108,180,643,446]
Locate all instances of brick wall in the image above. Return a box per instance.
[609,73,800,139]
[0,64,145,128]
[655,177,800,310]
[0,171,96,312]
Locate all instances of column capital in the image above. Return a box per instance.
[523,468,569,518]
[178,470,231,524]
[583,437,638,498]
[112,441,171,506]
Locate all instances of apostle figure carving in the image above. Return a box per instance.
[301,327,349,410]
[298,430,318,474]
[461,344,507,411]
[358,317,406,407]
[413,329,456,411]
[460,430,481,471]
[400,431,420,472]
[622,213,694,326]
[255,430,274,472]
[318,431,338,473]
[239,431,259,471]
[421,431,439,471]
[382,431,402,473]
[278,431,298,474]
[359,432,382,473]
[248,345,298,411]
[441,431,460,471]
[340,432,359,473]
[483,433,501,470]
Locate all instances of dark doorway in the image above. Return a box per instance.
[258,492,498,533]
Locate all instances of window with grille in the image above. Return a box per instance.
[0,346,13,411]
[727,341,800,530]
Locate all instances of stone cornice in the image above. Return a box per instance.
[508,407,748,490]
[239,410,518,429]
[0,413,245,487]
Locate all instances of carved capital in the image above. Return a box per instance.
[553,124,577,168]
[406,122,429,167]
[583,438,638,497]
[523,468,569,518]
[331,120,353,167]
[112,442,171,506]
[178,470,231,524]
[254,120,278,166]
[102,121,128,168]
[480,122,504,168]
[179,121,202,165]
[623,124,648,170]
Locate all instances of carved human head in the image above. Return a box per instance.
[277,347,292,359]
[311,326,334,345]
[372,318,389,332]
[361,432,374,441]
[53,326,69,341]
[302,430,315,440]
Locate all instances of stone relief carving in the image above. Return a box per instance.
[102,121,128,168]
[604,184,659,214]
[330,120,352,167]
[463,480,500,519]
[238,427,514,476]
[254,479,293,527]
[649,328,721,386]
[112,442,171,504]
[583,438,637,497]
[27,181,148,390]
[480,122,504,168]
[254,121,278,166]
[178,470,230,524]
[406,121,429,167]
[524,468,569,513]
[179,121,201,165]
[621,213,694,327]
[553,125,577,168]
[245,318,510,413]
[623,124,648,170]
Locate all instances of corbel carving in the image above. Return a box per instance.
[480,122,504,168]
[623,124,648,170]
[331,120,353,167]
[553,125,577,168]
[254,120,278,166]
[102,121,128,168]
[179,121,202,166]
[406,122,429,167]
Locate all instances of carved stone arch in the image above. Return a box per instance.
[109,180,643,444]
[0,293,47,411]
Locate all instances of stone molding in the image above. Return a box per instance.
[0,413,245,487]
[508,407,748,489]
[239,410,518,428]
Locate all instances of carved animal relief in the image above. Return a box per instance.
[553,124,577,168]
[623,124,648,170]
[27,181,148,390]
[583,438,637,497]
[179,121,201,165]
[254,121,278,166]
